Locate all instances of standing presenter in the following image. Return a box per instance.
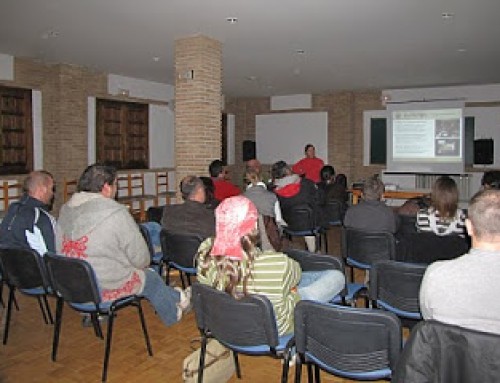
[292,144,324,183]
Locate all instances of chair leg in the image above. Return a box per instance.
[233,352,242,379]
[136,300,153,356]
[295,356,303,383]
[314,364,321,383]
[91,313,104,339]
[307,364,314,383]
[102,312,116,382]
[180,272,187,289]
[42,295,54,324]
[51,298,64,361]
[187,274,192,286]
[165,266,171,286]
[0,281,4,308]
[281,352,290,383]
[36,295,49,324]
[2,286,15,345]
[197,336,208,383]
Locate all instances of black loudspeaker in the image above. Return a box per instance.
[242,140,256,162]
[474,139,494,165]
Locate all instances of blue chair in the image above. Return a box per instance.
[159,229,202,288]
[44,253,152,382]
[191,282,294,383]
[369,260,427,321]
[139,221,164,274]
[0,248,53,345]
[294,301,402,382]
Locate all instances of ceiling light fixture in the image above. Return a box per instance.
[153,56,160,62]
[226,17,238,24]
[295,49,305,55]
[41,29,60,39]
[441,12,454,20]
[246,76,257,81]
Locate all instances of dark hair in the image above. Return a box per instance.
[481,170,500,189]
[320,165,335,182]
[180,175,203,200]
[200,176,218,208]
[209,160,225,177]
[77,164,117,193]
[304,144,314,153]
[271,161,290,180]
[335,174,347,188]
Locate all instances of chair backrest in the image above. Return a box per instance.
[294,301,402,378]
[0,181,23,215]
[0,248,50,291]
[44,253,101,304]
[393,320,500,383]
[155,171,168,195]
[192,283,279,348]
[342,227,396,268]
[139,222,162,260]
[116,172,146,199]
[369,260,427,318]
[283,204,316,232]
[63,178,78,203]
[159,229,203,268]
[285,249,348,298]
[325,200,344,225]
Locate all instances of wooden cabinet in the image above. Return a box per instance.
[0,86,33,175]
[96,99,149,169]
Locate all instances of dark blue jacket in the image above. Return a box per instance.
[0,195,56,254]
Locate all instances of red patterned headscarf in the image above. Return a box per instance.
[210,196,259,260]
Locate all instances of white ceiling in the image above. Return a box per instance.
[1,0,500,98]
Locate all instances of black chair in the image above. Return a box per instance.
[139,222,164,275]
[284,249,348,304]
[44,253,152,382]
[294,301,402,382]
[0,248,53,345]
[393,320,500,383]
[192,282,294,383]
[159,229,202,288]
[369,260,427,323]
[282,204,323,252]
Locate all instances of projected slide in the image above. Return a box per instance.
[392,109,462,162]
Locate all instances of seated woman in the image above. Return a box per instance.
[416,176,466,236]
[197,196,344,336]
[317,165,348,222]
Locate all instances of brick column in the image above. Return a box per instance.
[174,35,222,196]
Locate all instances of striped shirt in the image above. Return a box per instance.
[197,238,301,335]
[416,208,466,237]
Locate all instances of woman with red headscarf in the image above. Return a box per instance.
[197,195,344,335]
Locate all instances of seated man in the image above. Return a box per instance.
[209,159,240,202]
[56,164,190,327]
[344,175,399,233]
[0,170,56,255]
[419,189,500,335]
[161,175,215,239]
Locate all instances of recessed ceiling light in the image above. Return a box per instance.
[457,48,467,53]
[226,17,238,24]
[153,56,160,62]
[295,49,305,55]
[441,12,454,20]
[246,76,257,81]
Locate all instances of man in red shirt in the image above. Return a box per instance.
[209,159,240,202]
[292,144,324,183]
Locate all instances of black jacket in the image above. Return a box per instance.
[0,195,56,254]
[393,320,500,383]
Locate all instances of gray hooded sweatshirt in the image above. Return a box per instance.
[56,192,149,299]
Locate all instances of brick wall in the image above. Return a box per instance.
[174,35,222,197]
